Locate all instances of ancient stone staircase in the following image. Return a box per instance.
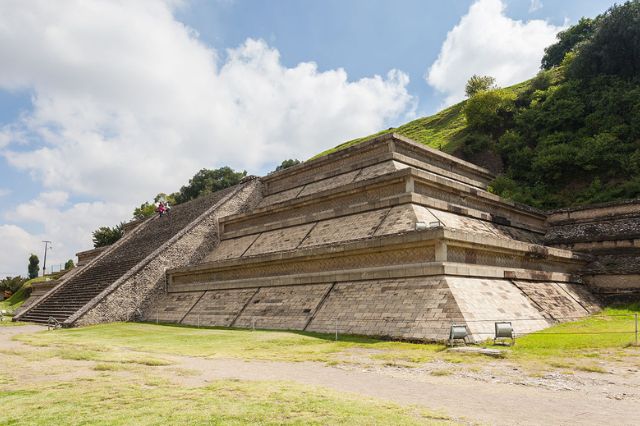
[18,186,238,324]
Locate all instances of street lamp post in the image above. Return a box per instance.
[42,240,52,277]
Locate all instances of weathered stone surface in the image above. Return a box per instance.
[182,288,257,327]
[146,291,204,323]
[244,223,315,256]
[299,209,391,247]
[233,284,332,330]
[512,280,589,320]
[307,278,461,341]
[447,277,550,341]
[204,234,259,262]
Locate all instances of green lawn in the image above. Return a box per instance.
[14,304,640,368]
[3,307,640,424]
[0,375,449,425]
[15,322,444,363]
[2,325,453,425]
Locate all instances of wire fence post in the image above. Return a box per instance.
[252,318,256,331]
[197,314,200,328]
[635,313,638,346]
[156,309,158,325]
[335,318,338,341]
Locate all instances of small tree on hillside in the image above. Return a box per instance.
[274,159,301,172]
[64,259,75,270]
[92,223,124,248]
[464,89,516,134]
[28,254,39,279]
[132,202,156,220]
[465,75,497,98]
[174,167,247,204]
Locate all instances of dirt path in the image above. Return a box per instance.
[2,325,640,425]
[163,355,639,426]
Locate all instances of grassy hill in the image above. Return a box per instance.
[314,79,531,160]
[315,101,468,158]
[314,2,640,209]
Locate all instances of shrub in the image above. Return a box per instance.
[464,89,516,134]
[464,75,497,98]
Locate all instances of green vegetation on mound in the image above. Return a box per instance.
[316,1,640,209]
[0,277,39,313]
[314,101,469,158]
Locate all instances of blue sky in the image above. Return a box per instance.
[0,0,618,276]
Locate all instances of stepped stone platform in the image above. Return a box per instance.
[18,133,634,341]
[143,134,602,342]
[546,200,640,300]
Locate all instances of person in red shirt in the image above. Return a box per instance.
[156,201,166,217]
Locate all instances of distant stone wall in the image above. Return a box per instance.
[73,179,263,326]
[546,200,640,298]
[76,246,108,267]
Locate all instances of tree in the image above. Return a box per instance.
[27,254,39,279]
[64,259,75,270]
[0,276,25,294]
[463,89,516,134]
[92,224,124,248]
[541,18,596,70]
[132,202,156,220]
[569,1,640,79]
[274,159,301,172]
[465,75,497,97]
[132,193,178,220]
[174,167,247,204]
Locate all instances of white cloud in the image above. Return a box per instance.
[2,191,131,276]
[0,188,10,197]
[0,0,412,205]
[426,0,563,105]
[0,0,413,275]
[529,0,543,13]
[0,225,41,277]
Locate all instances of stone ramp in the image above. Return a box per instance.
[16,182,257,326]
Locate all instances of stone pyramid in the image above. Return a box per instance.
[147,134,600,341]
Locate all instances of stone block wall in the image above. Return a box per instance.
[182,288,257,327]
[148,275,598,342]
[546,200,640,298]
[306,278,461,341]
[233,284,333,330]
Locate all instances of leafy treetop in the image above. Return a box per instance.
[465,75,497,98]
[28,254,39,279]
[92,223,124,248]
[274,159,301,172]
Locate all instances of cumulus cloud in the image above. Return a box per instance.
[426,0,563,105]
[3,191,131,275]
[0,225,41,277]
[0,0,412,204]
[0,0,413,275]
